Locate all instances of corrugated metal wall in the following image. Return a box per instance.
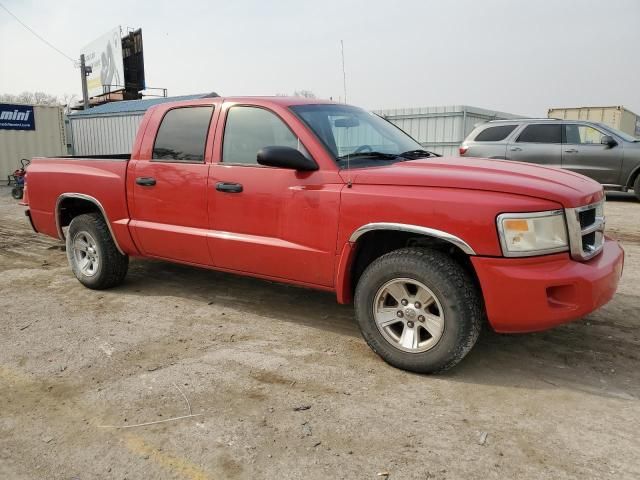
[69,113,144,156]
[0,105,66,178]
[65,104,521,159]
[375,105,520,156]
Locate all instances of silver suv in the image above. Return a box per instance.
[459,118,640,200]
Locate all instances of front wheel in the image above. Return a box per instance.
[66,213,129,289]
[634,175,640,202]
[354,247,483,373]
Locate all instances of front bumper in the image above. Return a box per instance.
[471,238,624,333]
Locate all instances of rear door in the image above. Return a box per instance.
[507,123,562,166]
[561,123,623,184]
[129,104,216,265]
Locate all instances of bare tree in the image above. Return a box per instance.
[293,90,316,99]
[0,91,65,106]
[274,91,317,98]
[60,93,79,113]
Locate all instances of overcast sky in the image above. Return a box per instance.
[1,0,638,116]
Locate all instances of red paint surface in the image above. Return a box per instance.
[24,96,623,332]
[472,239,624,332]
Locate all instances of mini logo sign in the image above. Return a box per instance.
[0,103,36,131]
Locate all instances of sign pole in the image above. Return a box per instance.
[80,54,90,110]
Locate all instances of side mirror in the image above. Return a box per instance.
[257,146,318,171]
[601,135,617,148]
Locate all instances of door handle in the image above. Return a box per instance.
[510,147,522,152]
[216,182,243,193]
[136,177,156,186]
[564,148,579,153]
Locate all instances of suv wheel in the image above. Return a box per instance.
[354,247,483,373]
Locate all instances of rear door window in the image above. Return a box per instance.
[474,125,517,142]
[152,106,214,162]
[516,124,562,144]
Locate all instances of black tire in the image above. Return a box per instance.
[11,187,23,200]
[634,175,640,202]
[354,247,483,373]
[66,213,128,289]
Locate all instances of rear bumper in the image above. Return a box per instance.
[25,209,38,233]
[471,238,624,333]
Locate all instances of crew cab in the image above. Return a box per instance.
[23,97,624,373]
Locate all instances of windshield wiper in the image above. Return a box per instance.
[338,151,399,161]
[398,149,440,159]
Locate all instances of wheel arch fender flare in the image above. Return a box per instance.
[335,223,476,304]
[55,193,125,255]
[626,164,640,189]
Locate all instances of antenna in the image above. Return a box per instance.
[341,40,348,104]
[339,40,352,186]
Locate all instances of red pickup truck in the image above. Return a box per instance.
[23,96,624,373]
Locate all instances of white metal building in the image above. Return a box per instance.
[0,104,66,179]
[67,94,207,156]
[375,105,522,156]
[67,98,521,158]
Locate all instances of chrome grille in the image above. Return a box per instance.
[565,199,605,261]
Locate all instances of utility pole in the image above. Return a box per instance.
[79,54,92,110]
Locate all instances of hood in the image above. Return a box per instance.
[341,157,603,208]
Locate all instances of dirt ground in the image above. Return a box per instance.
[0,188,638,480]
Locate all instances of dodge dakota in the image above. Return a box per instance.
[23,96,624,372]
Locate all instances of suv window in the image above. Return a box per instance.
[152,106,214,162]
[516,124,562,144]
[474,125,517,142]
[564,124,605,144]
[222,106,301,165]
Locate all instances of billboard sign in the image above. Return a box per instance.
[0,103,35,131]
[81,27,124,98]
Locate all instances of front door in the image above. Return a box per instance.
[207,105,342,287]
[129,105,214,265]
[561,124,623,185]
[506,123,562,167]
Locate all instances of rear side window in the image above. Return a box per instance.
[152,106,214,162]
[474,125,517,142]
[516,124,562,144]
[222,106,301,165]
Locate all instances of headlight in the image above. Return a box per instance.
[497,210,568,257]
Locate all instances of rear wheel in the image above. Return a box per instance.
[634,175,640,202]
[66,213,128,289]
[354,247,482,373]
[11,187,23,200]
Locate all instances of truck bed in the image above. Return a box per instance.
[25,156,135,252]
[46,154,131,160]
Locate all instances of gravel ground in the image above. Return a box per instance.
[0,188,639,480]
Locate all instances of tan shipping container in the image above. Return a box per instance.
[548,105,640,138]
[0,104,67,180]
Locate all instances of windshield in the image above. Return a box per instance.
[290,104,429,167]
[595,122,639,142]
